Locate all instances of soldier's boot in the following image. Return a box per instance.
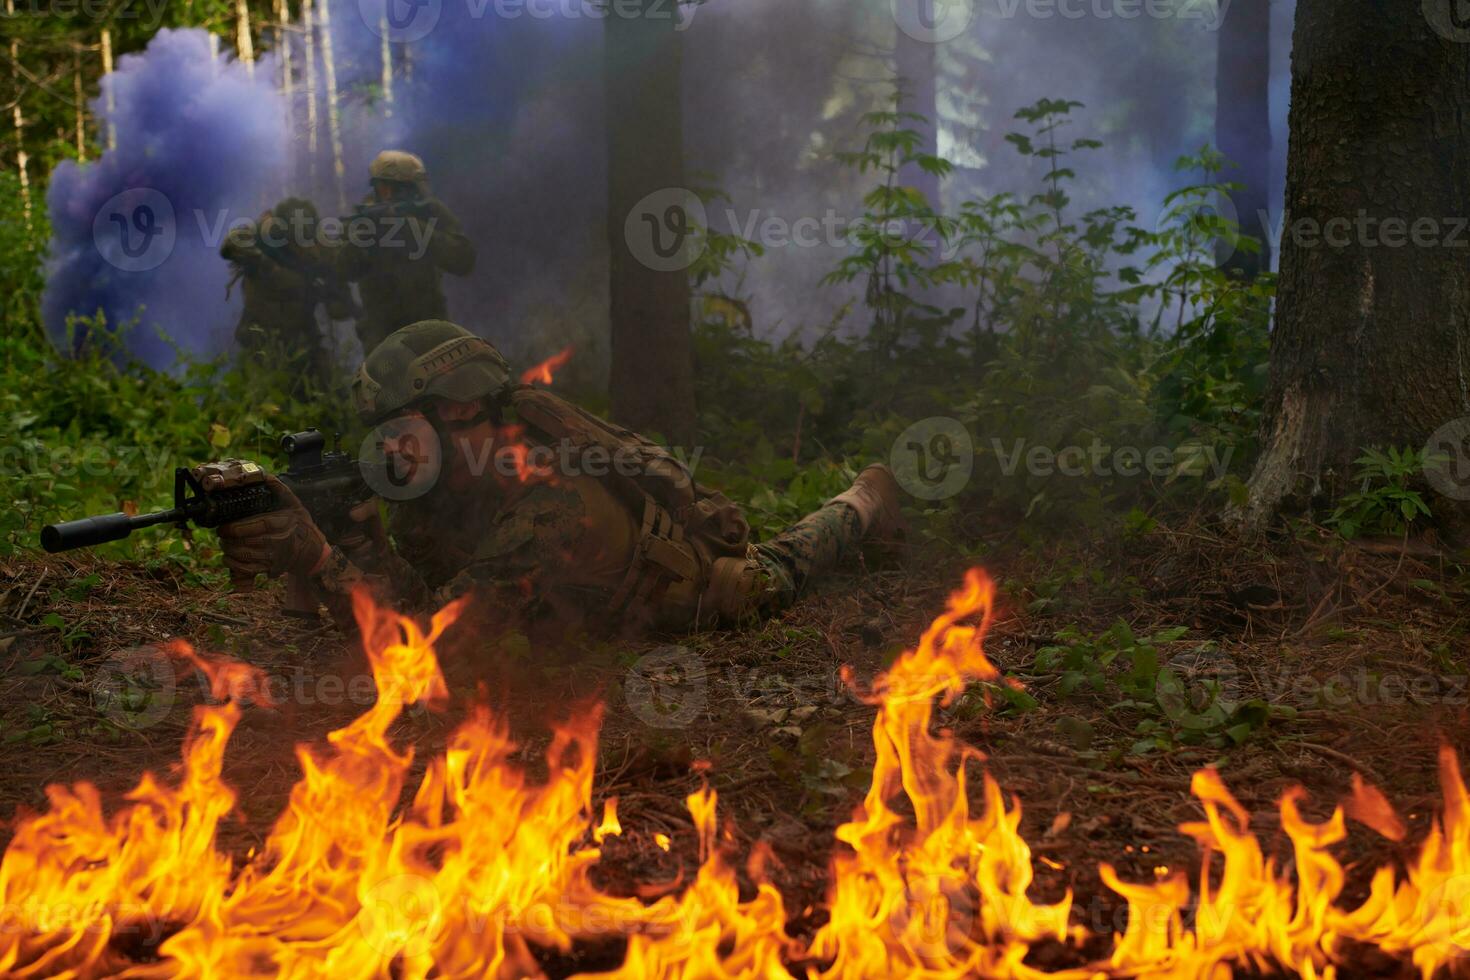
[828,463,908,561]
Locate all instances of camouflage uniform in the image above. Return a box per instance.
[222,198,351,392]
[227,321,900,633]
[325,442,869,632]
[338,152,476,355]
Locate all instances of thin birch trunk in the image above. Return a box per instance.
[100,27,116,150]
[317,0,346,209]
[235,0,255,73]
[276,0,293,99]
[380,13,393,117]
[6,0,31,230]
[73,50,86,160]
[303,0,318,185]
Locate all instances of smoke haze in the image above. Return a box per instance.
[43,0,1294,371]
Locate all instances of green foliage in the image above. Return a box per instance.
[1035,621,1290,751]
[0,310,343,573]
[823,86,966,366]
[1326,447,1439,539]
[694,97,1274,533]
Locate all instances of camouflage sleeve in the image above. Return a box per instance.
[439,483,586,600]
[421,199,476,277]
[310,544,434,629]
[335,212,371,280]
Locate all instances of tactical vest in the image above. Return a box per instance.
[505,386,751,623]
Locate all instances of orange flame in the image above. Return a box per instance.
[2,569,1469,977]
[520,346,575,386]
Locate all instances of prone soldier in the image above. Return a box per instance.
[339,151,476,355]
[213,320,905,633]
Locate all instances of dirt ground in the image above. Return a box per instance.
[1,516,1467,976]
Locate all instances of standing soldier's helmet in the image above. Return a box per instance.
[369,150,428,196]
[262,197,319,245]
[353,320,512,424]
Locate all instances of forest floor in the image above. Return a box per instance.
[0,517,1467,975]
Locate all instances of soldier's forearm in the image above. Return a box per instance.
[311,546,434,628]
[434,235,476,276]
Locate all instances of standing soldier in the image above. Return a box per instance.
[222,197,355,396]
[340,151,476,355]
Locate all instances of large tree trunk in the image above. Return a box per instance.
[604,0,696,447]
[1234,0,1470,531]
[1215,0,1271,277]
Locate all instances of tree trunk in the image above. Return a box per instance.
[1215,0,1271,277]
[1234,0,1470,531]
[604,0,696,447]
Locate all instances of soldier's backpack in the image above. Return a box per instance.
[505,385,751,563]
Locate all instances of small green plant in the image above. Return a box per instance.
[823,85,965,366]
[1326,446,1439,539]
[1036,620,1288,751]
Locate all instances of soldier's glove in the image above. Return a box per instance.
[217,475,331,589]
[335,497,391,571]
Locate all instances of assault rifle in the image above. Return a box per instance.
[41,430,375,554]
[347,196,433,224]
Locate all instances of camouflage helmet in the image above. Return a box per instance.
[353,320,512,423]
[369,150,428,191]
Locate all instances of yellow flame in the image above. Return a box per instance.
[1,570,1468,977]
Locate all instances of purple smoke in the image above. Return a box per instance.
[44,2,1298,370]
[43,29,288,369]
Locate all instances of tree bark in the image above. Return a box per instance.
[1234,0,1470,531]
[1215,0,1271,277]
[604,0,696,447]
